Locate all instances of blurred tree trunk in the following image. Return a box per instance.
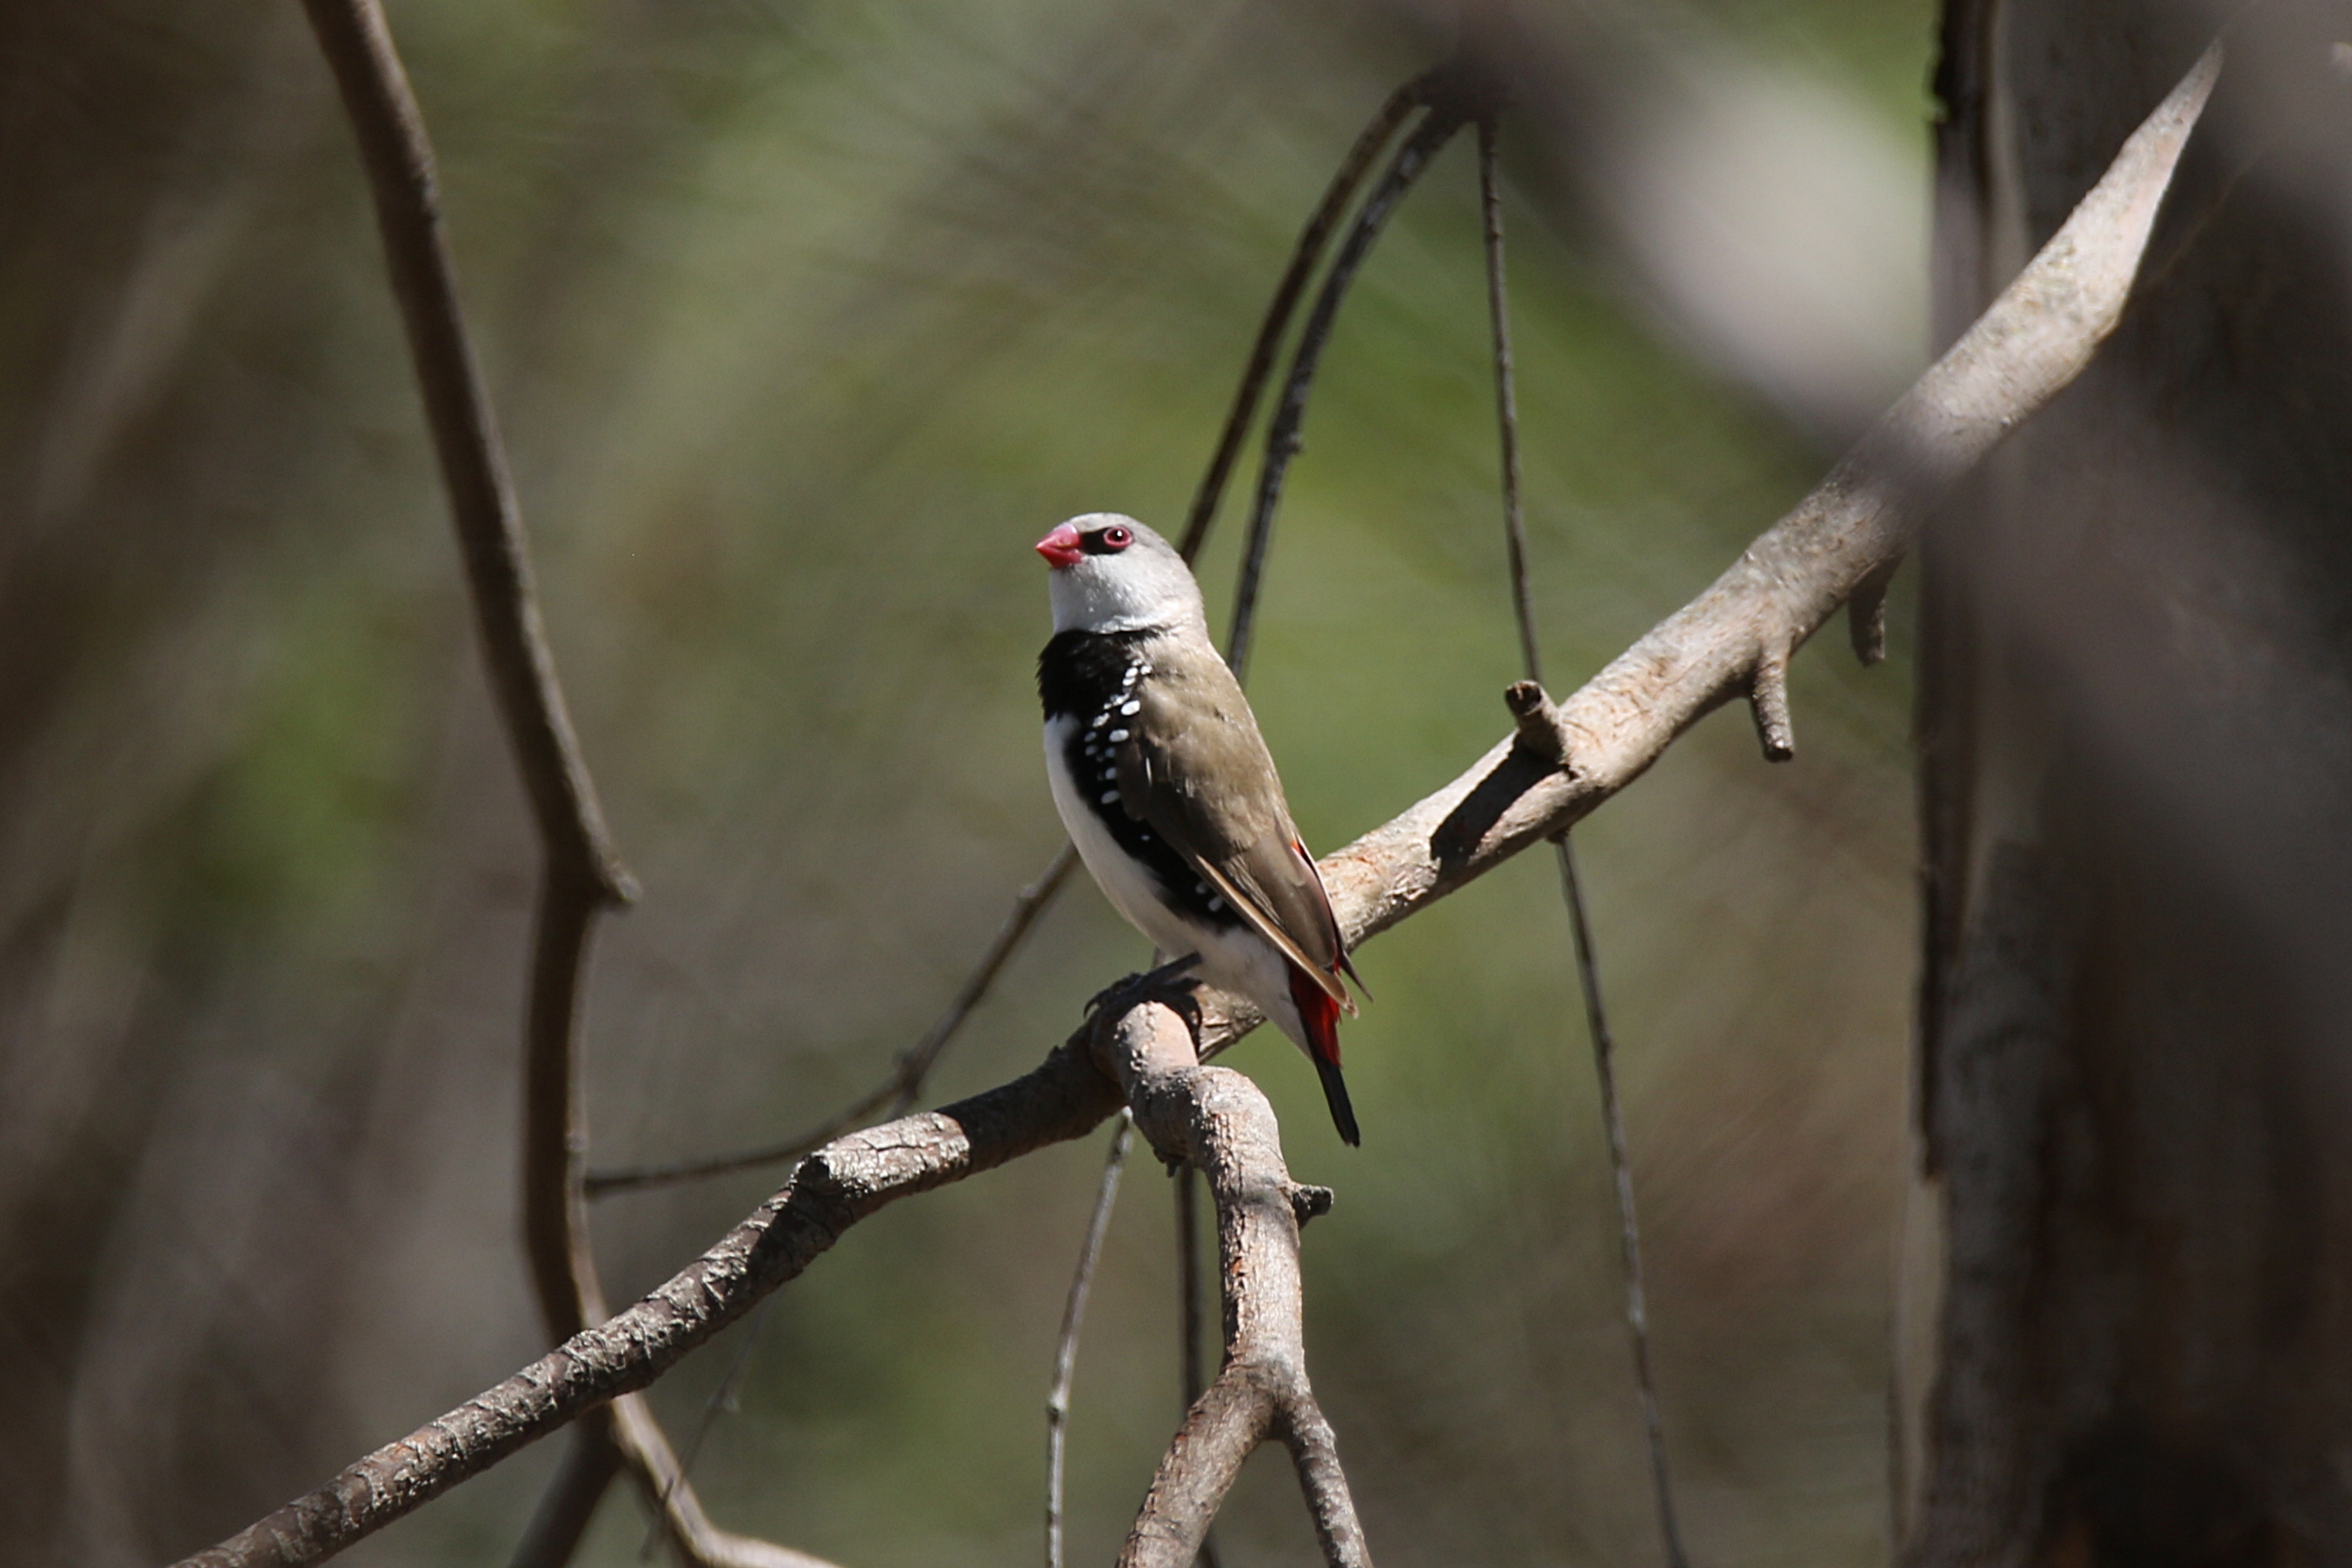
[1905,0,2352,1562]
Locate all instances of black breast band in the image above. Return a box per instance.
[1039,628,1240,935]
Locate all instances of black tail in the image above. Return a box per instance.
[1315,1055,1361,1147]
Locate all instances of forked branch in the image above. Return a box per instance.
[1096,1004,1369,1568]
[178,43,2216,1568]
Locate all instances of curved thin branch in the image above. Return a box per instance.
[1174,75,1432,562]
[589,844,1080,1197]
[508,1426,621,1568]
[1225,104,1468,680]
[520,1399,842,1568]
[178,48,2216,1567]
[300,0,628,903]
[1555,833,1684,1564]
[612,1399,842,1568]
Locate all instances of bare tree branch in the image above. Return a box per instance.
[1553,824,1686,1546]
[1478,120,1543,690]
[178,45,2216,1568]
[297,0,629,905]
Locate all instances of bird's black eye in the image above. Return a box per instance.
[1085,525,1133,555]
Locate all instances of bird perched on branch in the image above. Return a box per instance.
[1034,514,1365,1145]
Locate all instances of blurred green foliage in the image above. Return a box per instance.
[0,0,1930,1563]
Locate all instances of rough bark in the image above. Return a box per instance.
[1908,2,2352,1562]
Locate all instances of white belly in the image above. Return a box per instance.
[1043,718,1308,1053]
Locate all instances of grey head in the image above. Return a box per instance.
[1034,514,1206,636]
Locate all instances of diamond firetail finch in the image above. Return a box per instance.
[1034,514,1364,1145]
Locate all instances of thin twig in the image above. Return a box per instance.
[1176,75,1432,562]
[591,848,1080,1551]
[590,843,1080,1196]
[181,55,2216,1565]
[1555,839,1684,1566]
[641,1297,779,1562]
[1478,119,1688,1568]
[1479,123,1542,690]
[1225,104,1468,681]
[509,1428,622,1568]
[1047,1115,1135,1568]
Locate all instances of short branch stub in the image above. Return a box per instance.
[1505,680,1572,767]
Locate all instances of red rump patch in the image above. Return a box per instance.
[1287,966,1344,1066]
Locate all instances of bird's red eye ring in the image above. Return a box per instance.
[1101,526,1132,550]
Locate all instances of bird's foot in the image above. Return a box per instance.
[1086,952,1205,1046]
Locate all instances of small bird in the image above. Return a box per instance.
[1034,513,1365,1145]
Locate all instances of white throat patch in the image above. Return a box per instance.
[1045,513,1207,636]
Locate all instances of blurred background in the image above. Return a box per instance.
[0,0,1937,1562]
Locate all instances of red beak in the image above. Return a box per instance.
[1034,524,1084,568]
